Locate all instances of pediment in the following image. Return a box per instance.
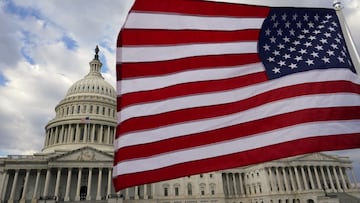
[50,147,113,162]
[283,152,349,163]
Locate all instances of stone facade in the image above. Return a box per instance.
[0,47,359,203]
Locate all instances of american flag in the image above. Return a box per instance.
[114,0,360,190]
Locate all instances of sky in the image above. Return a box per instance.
[0,0,360,179]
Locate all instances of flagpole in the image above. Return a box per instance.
[333,0,360,75]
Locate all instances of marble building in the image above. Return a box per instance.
[0,47,359,203]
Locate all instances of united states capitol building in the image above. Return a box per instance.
[0,48,359,203]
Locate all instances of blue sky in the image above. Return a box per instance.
[0,0,360,178]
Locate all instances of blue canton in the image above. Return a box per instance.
[259,8,355,80]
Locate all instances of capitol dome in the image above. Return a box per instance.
[42,46,117,154]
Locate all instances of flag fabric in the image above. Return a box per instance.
[114,0,360,190]
[81,116,90,123]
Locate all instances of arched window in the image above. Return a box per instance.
[187,183,192,195]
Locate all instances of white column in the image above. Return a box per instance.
[289,167,296,191]
[144,184,148,199]
[350,169,359,189]
[107,169,112,197]
[232,173,238,196]
[238,173,244,195]
[314,166,321,190]
[64,168,72,201]
[134,186,139,199]
[275,168,283,192]
[42,169,51,197]
[294,167,302,191]
[32,170,41,200]
[96,168,103,200]
[75,168,82,201]
[301,166,308,191]
[282,168,289,192]
[86,168,92,200]
[125,188,129,199]
[20,170,30,201]
[339,167,348,190]
[1,171,9,201]
[99,125,104,143]
[268,168,274,192]
[320,166,328,190]
[54,169,62,199]
[333,167,341,191]
[326,166,335,191]
[308,167,315,190]
[9,169,19,201]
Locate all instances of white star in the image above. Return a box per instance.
[303,14,309,21]
[283,54,291,59]
[324,32,331,38]
[293,41,300,46]
[325,14,333,19]
[298,35,305,39]
[288,47,296,52]
[263,44,270,51]
[289,63,297,69]
[292,14,298,21]
[338,57,345,63]
[299,49,307,54]
[272,50,280,56]
[315,45,323,51]
[272,67,281,73]
[331,44,338,49]
[277,29,283,36]
[278,60,286,67]
[273,21,279,28]
[328,27,336,32]
[301,29,310,34]
[313,30,321,35]
[320,38,328,44]
[270,36,276,43]
[308,22,314,28]
[265,28,271,36]
[281,13,287,21]
[305,59,314,65]
[294,56,303,62]
[308,36,316,41]
[285,21,291,28]
[322,57,330,63]
[277,44,285,49]
[327,50,335,56]
[267,57,275,62]
[314,14,320,21]
[304,42,312,47]
[310,52,319,58]
[289,29,296,36]
[271,14,277,21]
[283,36,290,43]
[296,21,302,28]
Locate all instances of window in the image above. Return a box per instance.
[174,186,179,196]
[187,183,192,195]
[164,187,168,196]
[200,183,206,195]
[210,184,215,195]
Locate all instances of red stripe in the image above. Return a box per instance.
[117,54,261,79]
[113,133,360,190]
[115,106,360,163]
[119,29,260,46]
[118,71,267,109]
[131,0,270,17]
[117,81,360,136]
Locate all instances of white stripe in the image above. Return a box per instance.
[125,12,264,30]
[113,119,360,176]
[118,63,264,95]
[115,93,360,150]
[119,41,257,63]
[117,68,360,124]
